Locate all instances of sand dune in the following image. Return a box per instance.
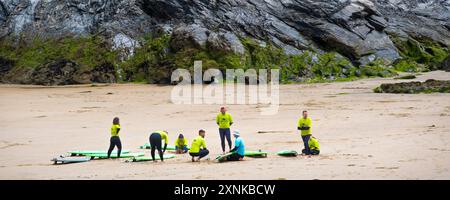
[0,71,449,179]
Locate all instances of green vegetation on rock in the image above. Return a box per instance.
[374,79,450,94]
[0,36,119,71]
[2,33,442,85]
[389,35,449,72]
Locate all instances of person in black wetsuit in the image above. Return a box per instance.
[149,130,169,162]
[107,117,122,158]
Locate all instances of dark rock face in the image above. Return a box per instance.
[1,1,448,61]
[0,59,116,85]
[442,56,450,72]
[0,56,14,76]
[0,0,449,85]
[30,60,79,85]
[375,79,450,93]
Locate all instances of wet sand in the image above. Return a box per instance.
[0,71,449,179]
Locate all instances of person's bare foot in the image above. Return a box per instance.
[196,158,201,162]
[192,157,195,162]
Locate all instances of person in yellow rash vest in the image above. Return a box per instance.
[298,110,312,155]
[302,136,320,155]
[189,129,209,162]
[107,117,122,158]
[216,107,233,154]
[174,134,188,154]
[149,130,169,162]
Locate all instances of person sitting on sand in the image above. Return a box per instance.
[107,117,122,158]
[174,134,188,154]
[226,130,245,161]
[189,129,209,162]
[217,107,233,154]
[302,136,320,156]
[149,130,169,162]
[298,110,312,155]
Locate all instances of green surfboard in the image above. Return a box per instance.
[277,150,298,157]
[128,154,176,162]
[140,143,189,151]
[88,152,145,159]
[244,150,268,158]
[69,150,130,156]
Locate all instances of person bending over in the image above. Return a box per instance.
[149,130,168,162]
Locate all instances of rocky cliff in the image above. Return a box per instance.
[0,0,449,85]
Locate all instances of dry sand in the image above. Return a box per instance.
[0,71,449,180]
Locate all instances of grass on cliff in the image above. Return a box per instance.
[4,34,443,84]
[120,35,397,84]
[389,35,449,72]
[0,36,118,71]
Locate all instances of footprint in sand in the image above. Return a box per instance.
[375,166,399,170]
[0,141,26,149]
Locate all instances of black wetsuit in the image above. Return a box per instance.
[149,133,165,161]
[226,153,244,161]
[107,136,122,158]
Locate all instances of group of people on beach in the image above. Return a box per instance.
[106,107,320,162]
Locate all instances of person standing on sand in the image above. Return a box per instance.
[298,110,312,155]
[174,134,189,154]
[189,129,209,162]
[216,107,233,154]
[149,130,169,162]
[226,130,245,161]
[107,117,122,158]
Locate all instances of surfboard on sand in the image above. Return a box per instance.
[277,150,298,157]
[139,143,189,151]
[88,152,145,159]
[51,156,91,165]
[127,154,176,162]
[244,150,268,158]
[68,150,130,156]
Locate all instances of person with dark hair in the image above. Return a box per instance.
[216,107,233,154]
[298,110,312,155]
[174,134,189,154]
[189,130,209,162]
[149,130,169,162]
[107,117,122,158]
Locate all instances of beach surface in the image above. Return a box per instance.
[0,71,449,180]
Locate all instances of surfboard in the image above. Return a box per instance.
[140,143,188,151]
[244,150,268,158]
[128,154,176,162]
[68,150,130,156]
[51,156,91,165]
[277,150,298,157]
[88,152,145,159]
[215,152,235,163]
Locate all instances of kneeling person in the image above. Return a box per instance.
[189,130,209,162]
[226,130,245,161]
[302,136,320,155]
[175,134,189,154]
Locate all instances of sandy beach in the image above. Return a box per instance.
[0,71,449,180]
